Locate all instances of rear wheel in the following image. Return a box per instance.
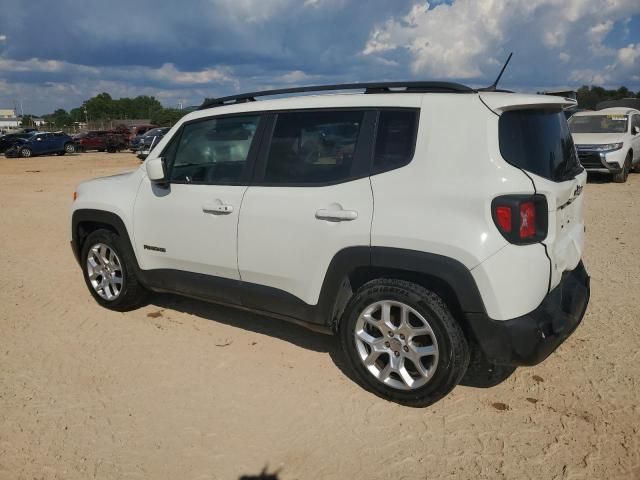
[81,229,147,311]
[64,142,75,154]
[19,147,32,158]
[339,279,469,407]
[613,154,631,183]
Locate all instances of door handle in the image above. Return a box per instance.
[315,208,358,221]
[202,201,233,215]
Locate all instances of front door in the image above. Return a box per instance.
[238,109,374,316]
[133,114,263,300]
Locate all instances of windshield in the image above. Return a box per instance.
[569,114,628,134]
[144,128,164,137]
[499,109,582,182]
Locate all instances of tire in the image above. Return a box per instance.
[81,229,147,311]
[64,142,75,154]
[339,279,469,407]
[612,154,631,183]
[632,154,640,173]
[19,147,32,158]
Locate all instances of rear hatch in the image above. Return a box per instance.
[483,93,587,291]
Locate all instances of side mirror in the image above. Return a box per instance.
[634,126,640,135]
[36,137,42,141]
[146,157,167,183]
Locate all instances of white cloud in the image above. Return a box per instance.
[0,57,238,88]
[151,63,236,86]
[362,0,640,81]
[210,0,291,23]
[570,43,640,84]
[279,70,312,83]
[617,43,640,67]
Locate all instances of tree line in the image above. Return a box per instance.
[575,86,639,110]
[30,92,190,129]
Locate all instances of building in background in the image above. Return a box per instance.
[0,108,20,131]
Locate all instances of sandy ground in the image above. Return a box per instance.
[0,152,639,480]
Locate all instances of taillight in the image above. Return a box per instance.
[495,206,512,232]
[519,201,536,238]
[491,195,547,245]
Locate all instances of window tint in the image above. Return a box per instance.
[264,110,363,184]
[373,110,418,173]
[169,115,259,184]
[499,109,582,182]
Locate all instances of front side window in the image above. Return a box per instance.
[264,110,364,184]
[569,114,629,134]
[373,110,418,174]
[169,115,260,184]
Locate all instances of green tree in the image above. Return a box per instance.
[44,109,72,128]
[150,108,188,126]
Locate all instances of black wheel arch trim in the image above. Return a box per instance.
[71,209,139,268]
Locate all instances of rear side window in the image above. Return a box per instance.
[264,110,364,184]
[168,115,260,184]
[499,109,582,182]
[373,110,418,174]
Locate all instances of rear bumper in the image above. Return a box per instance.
[466,261,590,366]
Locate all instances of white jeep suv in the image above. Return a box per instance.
[71,82,590,407]
[569,107,640,183]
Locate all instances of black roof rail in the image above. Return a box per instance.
[199,81,474,110]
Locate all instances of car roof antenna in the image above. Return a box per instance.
[482,52,513,92]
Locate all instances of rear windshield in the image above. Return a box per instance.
[568,114,628,134]
[499,109,582,182]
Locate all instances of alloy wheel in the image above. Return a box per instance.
[86,243,123,300]
[354,300,439,390]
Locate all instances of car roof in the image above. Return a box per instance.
[574,107,639,117]
[187,89,574,122]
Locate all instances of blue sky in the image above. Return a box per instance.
[0,0,638,114]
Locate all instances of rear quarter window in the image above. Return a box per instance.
[373,109,419,174]
[499,109,582,182]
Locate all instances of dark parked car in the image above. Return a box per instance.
[4,132,76,158]
[129,127,170,152]
[0,132,33,153]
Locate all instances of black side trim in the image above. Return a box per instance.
[137,268,243,309]
[370,247,486,313]
[138,247,372,327]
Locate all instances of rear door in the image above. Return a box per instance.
[496,105,587,289]
[237,109,375,315]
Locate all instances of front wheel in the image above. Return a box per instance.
[81,229,147,311]
[64,142,75,154]
[19,147,32,158]
[613,154,631,183]
[339,279,469,407]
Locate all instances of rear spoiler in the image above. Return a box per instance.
[480,92,577,114]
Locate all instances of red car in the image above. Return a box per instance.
[74,130,128,152]
[73,131,110,152]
